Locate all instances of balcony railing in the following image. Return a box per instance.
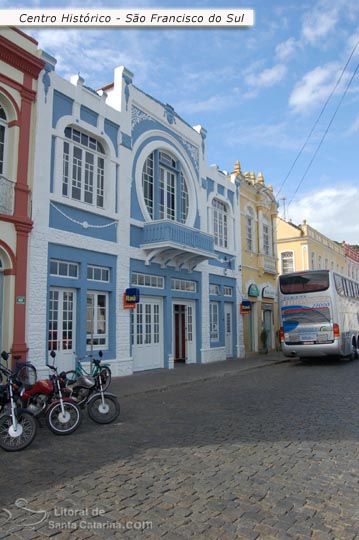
[0,175,14,216]
[143,220,214,254]
[259,254,278,275]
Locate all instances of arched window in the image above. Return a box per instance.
[62,127,105,208]
[281,251,294,274]
[246,206,255,252]
[262,218,271,256]
[0,104,7,176]
[212,199,228,248]
[142,150,189,223]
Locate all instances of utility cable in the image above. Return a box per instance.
[287,60,359,211]
[276,37,359,198]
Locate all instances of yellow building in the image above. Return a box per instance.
[276,217,345,275]
[232,161,279,353]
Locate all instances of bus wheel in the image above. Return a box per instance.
[350,343,358,361]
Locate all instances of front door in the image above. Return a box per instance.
[224,303,233,357]
[132,297,163,371]
[48,287,76,371]
[263,308,273,349]
[173,301,196,364]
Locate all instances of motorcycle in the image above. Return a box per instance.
[21,350,82,435]
[0,352,37,451]
[66,356,120,424]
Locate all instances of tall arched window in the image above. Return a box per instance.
[246,207,255,252]
[212,199,228,248]
[0,104,7,176]
[142,150,189,223]
[262,218,271,256]
[62,127,105,208]
[281,251,294,274]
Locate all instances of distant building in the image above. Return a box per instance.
[231,162,279,353]
[0,28,44,358]
[276,217,345,275]
[343,242,359,281]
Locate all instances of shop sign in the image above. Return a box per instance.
[240,300,251,314]
[248,284,259,297]
[123,288,140,309]
[262,286,276,299]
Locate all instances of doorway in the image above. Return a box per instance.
[48,287,76,371]
[173,301,196,364]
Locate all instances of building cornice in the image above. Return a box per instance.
[0,35,45,80]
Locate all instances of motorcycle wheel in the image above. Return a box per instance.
[97,366,111,391]
[46,401,82,435]
[87,394,120,424]
[0,411,37,451]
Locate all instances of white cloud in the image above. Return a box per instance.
[275,38,299,61]
[245,64,287,90]
[301,4,339,44]
[288,63,341,113]
[287,186,359,244]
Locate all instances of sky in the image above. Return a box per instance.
[4,0,359,243]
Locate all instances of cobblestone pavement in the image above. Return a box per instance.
[1,356,359,540]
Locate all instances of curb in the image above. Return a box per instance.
[115,356,290,398]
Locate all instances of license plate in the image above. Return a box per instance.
[317,334,328,343]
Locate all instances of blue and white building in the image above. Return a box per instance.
[27,57,244,377]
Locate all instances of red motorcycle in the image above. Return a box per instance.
[21,351,82,435]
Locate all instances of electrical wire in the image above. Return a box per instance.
[287,60,359,211]
[276,37,359,199]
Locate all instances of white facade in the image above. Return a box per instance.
[27,56,244,377]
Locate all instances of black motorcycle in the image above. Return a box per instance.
[0,352,37,451]
[66,357,120,424]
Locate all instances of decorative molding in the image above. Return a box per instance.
[131,105,153,129]
[163,104,176,125]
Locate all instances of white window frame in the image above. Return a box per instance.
[224,286,233,296]
[171,278,196,292]
[209,284,220,295]
[87,265,110,283]
[262,220,270,256]
[62,127,105,209]
[142,150,189,224]
[280,251,294,274]
[246,206,255,252]
[50,259,79,279]
[86,291,109,350]
[210,302,219,341]
[132,272,164,289]
[212,198,228,249]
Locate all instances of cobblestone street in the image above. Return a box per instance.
[1,356,359,539]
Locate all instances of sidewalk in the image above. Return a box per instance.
[111,351,290,398]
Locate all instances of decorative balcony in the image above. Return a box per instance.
[141,220,216,271]
[259,254,278,275]
[0,175,14,216]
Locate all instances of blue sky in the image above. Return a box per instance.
[5,0,359,243]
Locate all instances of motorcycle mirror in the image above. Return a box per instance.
[50,350,56,359]
[1,351,9,361]
[99,350,103,358]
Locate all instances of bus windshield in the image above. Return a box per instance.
[279,271,330,294]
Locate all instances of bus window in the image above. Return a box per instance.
[334,274,344,296]
[279,271,329,294]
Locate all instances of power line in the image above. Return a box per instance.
[276,37,359,199]
[287,60,359,210]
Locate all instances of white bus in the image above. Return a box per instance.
[278,270,359,360]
